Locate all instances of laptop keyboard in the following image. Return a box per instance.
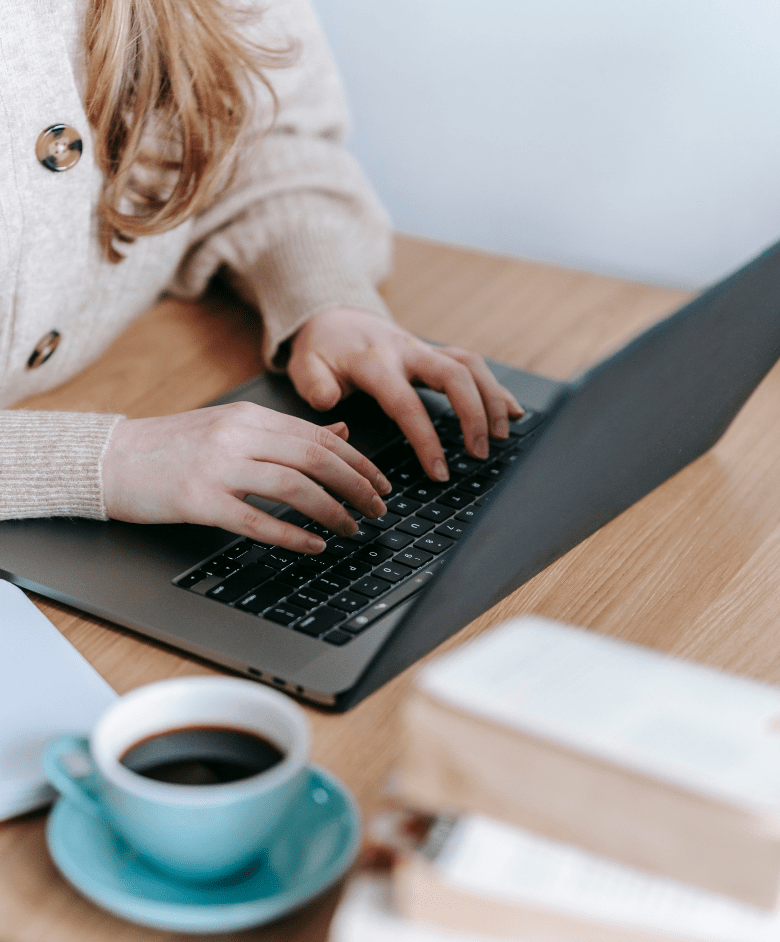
[174,409,543,646]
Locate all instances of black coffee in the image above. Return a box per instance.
[120,726,285,786]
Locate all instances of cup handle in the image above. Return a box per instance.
[42,734,104,819]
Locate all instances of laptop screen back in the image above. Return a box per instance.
[343,239,780,707]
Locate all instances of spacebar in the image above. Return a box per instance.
[343,558,447,634]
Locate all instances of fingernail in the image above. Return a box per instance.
[377,473,392,495]
[306,536,326,554]
[433,459,449,481]
[343,517,359,535]
[510,396,524,416]
[493,418,509,439]
[371,495,387,516]
[474,435,489,459]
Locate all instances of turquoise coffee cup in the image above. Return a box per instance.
[43,677,310,882]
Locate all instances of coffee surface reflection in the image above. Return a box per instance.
[120,726,285,786]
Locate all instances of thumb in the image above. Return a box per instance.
[289,351,344,411]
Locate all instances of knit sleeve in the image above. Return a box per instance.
[166,0,394,369]
[0,411,123,520]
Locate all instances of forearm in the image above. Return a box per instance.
[0,411,123,520]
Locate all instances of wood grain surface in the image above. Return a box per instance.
[4,233,778,941]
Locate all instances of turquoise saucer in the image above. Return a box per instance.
[46,765,360,933]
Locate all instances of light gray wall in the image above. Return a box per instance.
[312,0,780,287]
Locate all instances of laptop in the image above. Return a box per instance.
[2,239,780,710]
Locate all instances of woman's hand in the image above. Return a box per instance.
[102,402,391,553]
[287,307,524,481]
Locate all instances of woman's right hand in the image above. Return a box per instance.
[101,402,391,554]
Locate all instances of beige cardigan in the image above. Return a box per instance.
[0,0,392,519]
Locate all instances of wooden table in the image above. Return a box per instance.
[3,234,779,941]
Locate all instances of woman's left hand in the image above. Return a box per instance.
[286,307,524,482]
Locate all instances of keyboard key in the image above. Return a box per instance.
[343,505,362,520]
[235,581,289,614]
[224,540,251,560]
[364,512,401,530]
[177,570,209,589]
[201,558,238,577]
[480,460,507,480]
[437,424,464,446]
[322,629,352,646]
[456,476,495,497]
[330,591,369,613]
[437,489,473,510]
[385,495,422,516]
[289,588,329,610]
[354,544,394,565]
[405,482,445,503]
[374,530,414,551]
[435,521,467,540]
[279,508,310,527]
[264,603,306,626]
[343,563,444,633]
[393,548,434,568]
[372,561,413,584]
[396,517,434,536]
[297,552,339,573]
[416,503,453,523]
[388,469,419,490]
[275,567,311,590]
[373,441,414,472]
[513,410,538,432]
[264,548,302,569]
[352,576,392,598]
[295,606,344,637]
[325,537,361,558]
[206,563,274,603]
[332,559,373,580]
[497,451,523,469]
[310,574,350,594]
[455,507,479,522]
[414,534,454,554]
[449,455,482,476]
[306,521,334,538]
[349,522,381,544]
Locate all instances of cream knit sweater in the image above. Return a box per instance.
[0,0,392,520]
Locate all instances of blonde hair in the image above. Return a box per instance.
[84,0,294,261]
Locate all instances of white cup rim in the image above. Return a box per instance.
[90,677,310,806]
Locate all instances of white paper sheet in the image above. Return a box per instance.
[329,875,506,942]
[437,815,780,942]
[0,582,117,819]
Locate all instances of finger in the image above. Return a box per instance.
[236,433,387,524]
[249,409,391,496]
[288,350,346,412]
[349,357,450,482]
[442,347,524,440]
[325,421,350,440]
[232,461,378,538]
[410,348,491,459]
[212,496,327,554]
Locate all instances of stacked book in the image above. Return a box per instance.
[331,617,780,942]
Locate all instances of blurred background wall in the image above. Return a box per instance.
[311,0,780,287]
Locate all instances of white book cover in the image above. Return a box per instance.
[417,616,780,813]
[0,582,117,820]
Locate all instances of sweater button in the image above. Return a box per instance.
[36,125,82,172]
[27,330,61,369]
